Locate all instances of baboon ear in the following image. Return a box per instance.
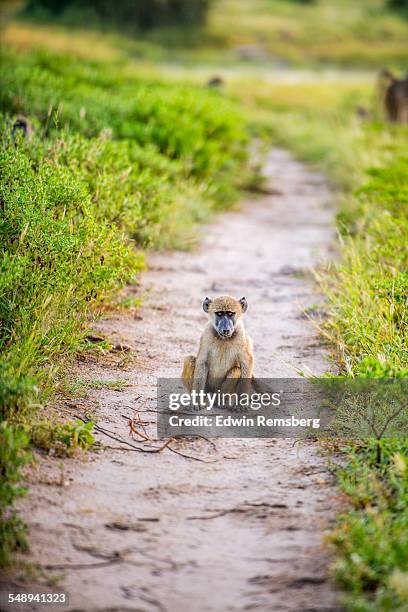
[239,297,248,313]
[203,297,212,313]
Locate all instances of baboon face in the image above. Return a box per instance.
[203,295,247,339]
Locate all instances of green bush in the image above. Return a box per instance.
[388,0,408,11]
[0,48,247,199]
[32,419,95,455]
[0,47,247,423]
[23,0,212,29]
[0,422,30,567]
[0,131,142,421]
[0,43,248,565]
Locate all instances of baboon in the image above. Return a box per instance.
[182,295,254,394]
[355,105,371,120]
[207,76,224,88]
[11,115,33,142]
[379,69,408,123]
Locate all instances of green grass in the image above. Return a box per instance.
[244,77,408,610]
[249,84,408,374]
[70,378,130,393]
[0,44,248,566]
[332,440,408,611]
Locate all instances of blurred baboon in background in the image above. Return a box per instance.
[207,76,224,88]
[355,105,371,120]
[378,69,408,123]
[11,115,33,142]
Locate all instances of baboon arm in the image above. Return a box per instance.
[182,356,195,378]
[237,350,254,395]
[193,339,208,390]
[192,336,209,391]
[182,356,196,392]
[193,359,208,392]
[239,351,254,379]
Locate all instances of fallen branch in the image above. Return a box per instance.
[43,556,122,571]
[75,415,165,453]
[123,415,150,442]
[76,413,216,461]
[187,509,234,520]
[121,413,151,441]
[167,445,218,463]
[187,501,288,520]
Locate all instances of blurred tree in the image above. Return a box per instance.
[23,0,212,28]
[388,0,408,10]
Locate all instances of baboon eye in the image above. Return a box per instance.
[215,311,224,316]
[227,312,234,317]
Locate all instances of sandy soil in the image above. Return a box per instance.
[3,149,341,611]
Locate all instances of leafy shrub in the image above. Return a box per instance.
[0,367,38,423]
[52,419,95,450]
[0,48,247,199]
[40,132,220,248]
[0,42,248,566]
[0,47,247,420]
[0,130,142,421]
[0,422,31,567]
[32,419,95,454]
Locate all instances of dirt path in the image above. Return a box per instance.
[11,149,340,611]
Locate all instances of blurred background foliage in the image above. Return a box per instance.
[22,0,212,29]
[0,0,403,67]
[0,0,406,67]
